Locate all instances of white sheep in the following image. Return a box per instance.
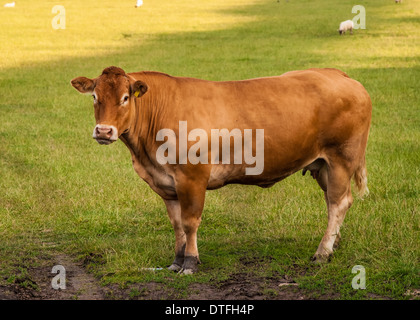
[338,20,354,35]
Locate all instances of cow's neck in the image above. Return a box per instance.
[119,87,177,199]
[121,74,172,167]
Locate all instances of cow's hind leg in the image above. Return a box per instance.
[309,160,344,250]
[333,187,353,249]
[312,161,353,263]
[164,199,186,272]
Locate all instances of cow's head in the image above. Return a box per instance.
[71,66,148,145]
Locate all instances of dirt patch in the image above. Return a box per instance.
[103,281,183,300]
[0,254,339,300]
[101,272,307,300]
[404,289,420,300]
[188,273,305,300]
[0,254,311,300]
[103,256,310,300]
[0,254,105,300]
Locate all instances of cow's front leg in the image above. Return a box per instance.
[176,178,207,275]
[164,199,186,272]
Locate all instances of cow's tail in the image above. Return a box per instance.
[353,156,369,198]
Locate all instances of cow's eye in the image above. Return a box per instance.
[124,96,129,102]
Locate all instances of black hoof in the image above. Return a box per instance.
[170,244,186,271]
[179,256,199,274]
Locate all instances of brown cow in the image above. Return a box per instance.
[71,66,371,274]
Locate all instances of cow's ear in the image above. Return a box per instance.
[71,77,95,94]
[131,80,148,98]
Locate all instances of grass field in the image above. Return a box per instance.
[0,0,419,300]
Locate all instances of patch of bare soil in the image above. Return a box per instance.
[0,254,105,300]
[0,254,323,300]
[188,273,306,300]
[104,257,312,300]
[101,272,307,300]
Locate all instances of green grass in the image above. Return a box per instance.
[0,0,419,299]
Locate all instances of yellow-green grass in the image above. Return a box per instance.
[0,0,419,299]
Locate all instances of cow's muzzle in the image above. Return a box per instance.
[93,124,118,145]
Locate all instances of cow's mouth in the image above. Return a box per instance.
[95,138,116,145]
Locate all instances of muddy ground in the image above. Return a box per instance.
[0,253,315,300]
[0,253,409,300]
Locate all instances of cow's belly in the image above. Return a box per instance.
[207,166,290,189]
[207,148,320,190]
[207,164,301,190]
